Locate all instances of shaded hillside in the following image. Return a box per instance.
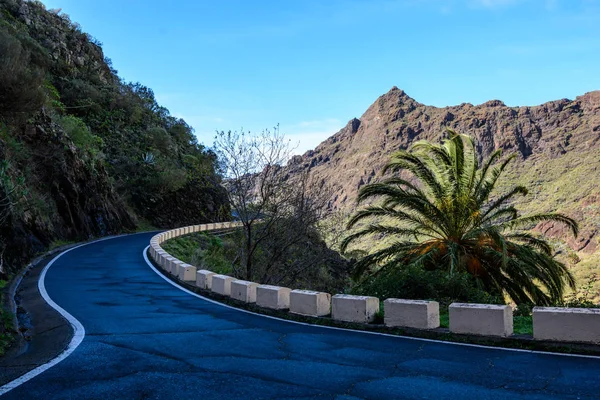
[289,87,600,299]
[0,0,228,276]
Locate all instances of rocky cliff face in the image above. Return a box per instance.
[1,112,136,268]
[288,87,600,296]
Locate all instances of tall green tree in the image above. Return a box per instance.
[341,131,578,305]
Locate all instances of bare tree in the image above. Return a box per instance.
[214,126,335,282]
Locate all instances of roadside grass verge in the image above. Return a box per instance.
[162,232,232,275]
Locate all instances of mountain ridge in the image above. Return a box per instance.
[290,87,600,205]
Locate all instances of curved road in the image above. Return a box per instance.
[2,233,600,399]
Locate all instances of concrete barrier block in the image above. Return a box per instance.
[161,256,171,271]
[159,255,169,270]
[533,307,600,343]
[290,290,331,317]
[178,264,197,281]
[166,258,177,274]
[231,280,258,303]
[384,299,439,329]
[196,270,215,289]
[161,256,172,270]
[256,285,291,309]
[449,303,513,337]
[332,294,379,323]
[211,275,235,296]
[170,259,183,276]
[199,224,207,231]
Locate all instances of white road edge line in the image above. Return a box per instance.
[0,233,148,396]
[143,246,600,360]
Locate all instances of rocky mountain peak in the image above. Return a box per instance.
[287,90,600,246]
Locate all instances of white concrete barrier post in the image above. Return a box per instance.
[165,256,176,272]
[160,255,169,270]
[231,280,258,303]
[449,303,513,337]
[533,307,600,343]
[256,285,291,310]
[384,299,440,329]
[171,260,183,276]
[211,275,235,296]
[196,270,215,290]
[178,264,197,281]
[289,290,331,317]
[331,294,379,323]
[163,257,172,273]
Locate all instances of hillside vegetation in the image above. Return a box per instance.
[0,0,229,278]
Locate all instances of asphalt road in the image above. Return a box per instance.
[2,232,600,399]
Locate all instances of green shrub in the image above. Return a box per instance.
[57,115,103,158]
[0,26,46,116]
[190,234,231,274]
[162,233,231,275]
[351,265,502,305]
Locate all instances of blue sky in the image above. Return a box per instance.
[41,0,600,154]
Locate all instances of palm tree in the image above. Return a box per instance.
[341,131,578,305]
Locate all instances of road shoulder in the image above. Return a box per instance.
[0,252,73,386]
